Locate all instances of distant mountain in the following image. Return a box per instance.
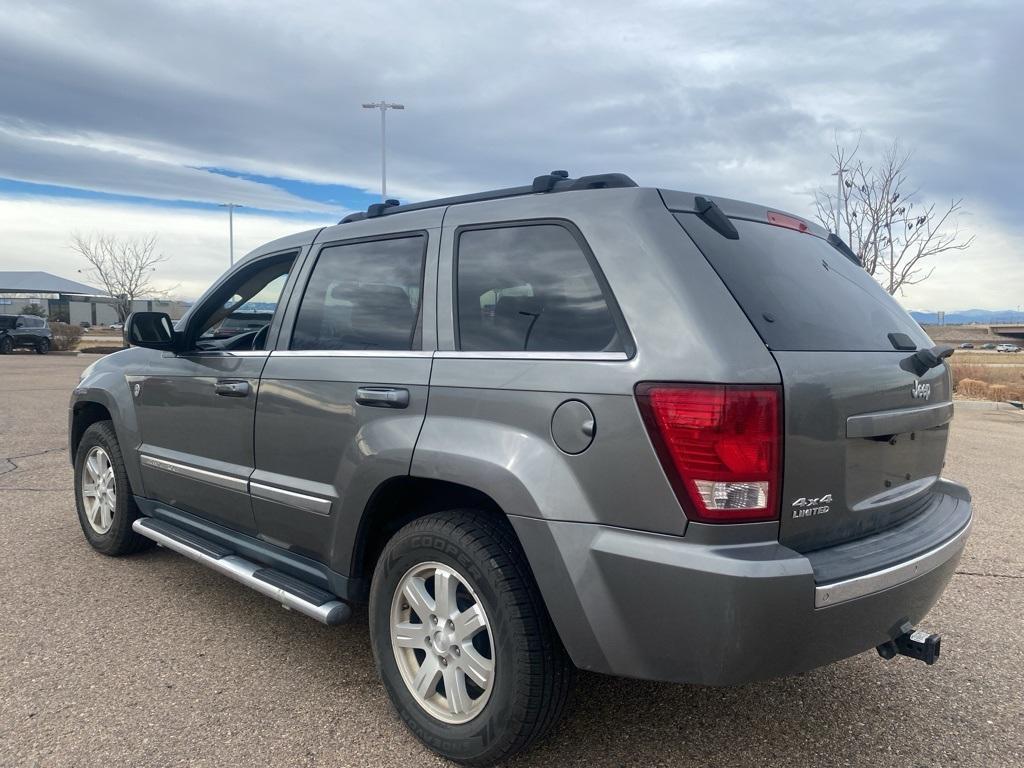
[910,309,1024,325]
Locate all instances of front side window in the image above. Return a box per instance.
[456,224,622,352]
[193,253,295,351]
[291,235,426,351]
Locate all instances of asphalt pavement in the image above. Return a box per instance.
[1,353,1022,767]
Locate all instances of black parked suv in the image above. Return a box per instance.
[0,314,53,354]
[70,172,971,766]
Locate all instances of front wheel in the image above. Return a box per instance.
[74,421,153,556]
[370,511,574,766]
[35,337,50,354]
[0,335,12,354]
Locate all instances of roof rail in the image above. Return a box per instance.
[338,170,638,224]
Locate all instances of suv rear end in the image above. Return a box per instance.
[513,187,971,685]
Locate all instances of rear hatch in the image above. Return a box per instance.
[673,204,952,553]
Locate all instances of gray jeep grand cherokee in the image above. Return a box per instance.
[69,172,972,766]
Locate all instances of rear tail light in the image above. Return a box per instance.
[636,383,781,523]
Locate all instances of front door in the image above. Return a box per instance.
[135,248,302,535]
[251,214,439,570]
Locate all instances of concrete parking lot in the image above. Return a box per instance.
[1,353,1022,767]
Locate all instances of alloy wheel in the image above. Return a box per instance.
[390,561,495,724]
[81,446,117,534]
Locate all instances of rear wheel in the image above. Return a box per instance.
[0,335,12,354]
[35,337,50,354]
[74,421,153,556]
[370,510,574,766]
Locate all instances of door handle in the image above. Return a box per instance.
[215,379,250,397]
[355,387,410,408]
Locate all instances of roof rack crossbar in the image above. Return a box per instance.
[338,170,637,224]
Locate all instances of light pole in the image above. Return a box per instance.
[362,100,404,201]
[219,203,242,266]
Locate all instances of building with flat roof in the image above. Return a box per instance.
[0,271,189,324]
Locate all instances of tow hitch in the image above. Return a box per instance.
[877,624,941,665]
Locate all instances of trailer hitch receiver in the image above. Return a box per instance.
[877,624,941,665]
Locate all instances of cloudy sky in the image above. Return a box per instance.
[0,0,1020,307]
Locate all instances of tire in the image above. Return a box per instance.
[35,337,50,354]
[0,335,12,354]
[73,421,153,556]
[370,510,574,766]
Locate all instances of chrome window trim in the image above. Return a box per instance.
[139,455,249,494]
[435,350,629,361]
[168,350,270,359]
[271,349,434,358]
[249,481,333,516]
[814,514,972,608]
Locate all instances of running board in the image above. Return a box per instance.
[133,517,352,625]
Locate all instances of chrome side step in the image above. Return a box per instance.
[133,517,351,625]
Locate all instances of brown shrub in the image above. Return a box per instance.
[49,322,84,351]
[956,379,990,399]
[988,384,1008,401]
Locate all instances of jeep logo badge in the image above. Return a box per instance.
[911,380,931,400]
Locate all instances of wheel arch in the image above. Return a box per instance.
[351,476,507,584]
[70,400,113,459]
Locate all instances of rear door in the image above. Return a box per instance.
[251,211,440,569]
[675,210,952,552]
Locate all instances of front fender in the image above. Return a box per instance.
[70,348,151,494]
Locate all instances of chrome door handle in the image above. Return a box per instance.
[355,387,410,408]
[215,379,250,397]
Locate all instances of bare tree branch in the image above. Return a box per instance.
[814,139,972,295]
[68,233,179,322]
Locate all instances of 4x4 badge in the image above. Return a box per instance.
[791,494,832,519]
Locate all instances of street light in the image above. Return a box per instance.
[219,203,242,266]
[362,100,404,201]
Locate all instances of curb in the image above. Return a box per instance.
[954,399,1024,413]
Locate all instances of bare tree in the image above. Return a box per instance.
[69,233,176,322]
[814,139,973,295]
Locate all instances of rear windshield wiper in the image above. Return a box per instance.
[827,233,861,266]
[694,196,739,240]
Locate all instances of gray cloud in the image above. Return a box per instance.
[0,0,1020,307]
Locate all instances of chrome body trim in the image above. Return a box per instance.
[815,514,972,608]
[434,350,629,361]
[131,519,350,625]
[139,454,249,494]
[249,481,333,516]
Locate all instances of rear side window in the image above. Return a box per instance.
[456,224,623,353]
[676,214,930,352]
[291,235,426,351]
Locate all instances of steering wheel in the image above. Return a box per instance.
[251,324,270,351]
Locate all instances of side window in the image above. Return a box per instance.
[456,224,622,353]
[194,253,295,351]
[291,235,426,351]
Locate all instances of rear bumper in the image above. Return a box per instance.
[511,480,971,686]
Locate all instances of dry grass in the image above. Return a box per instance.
[952,363,1024,401]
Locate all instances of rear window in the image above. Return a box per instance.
[675,213,930,352]
[455,224,624,353]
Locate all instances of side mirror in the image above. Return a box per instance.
[125,312,178,352]
[15,319,25,328]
